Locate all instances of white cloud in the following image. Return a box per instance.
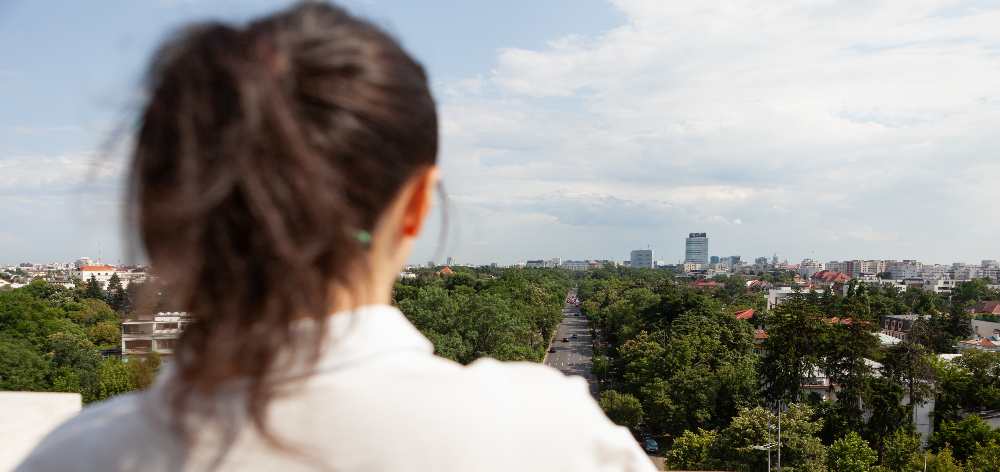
[423,0,1000,264]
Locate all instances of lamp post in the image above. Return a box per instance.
[751,443,776,472]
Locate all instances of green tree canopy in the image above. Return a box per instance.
[598,390,644,431]
[828,431,877,472]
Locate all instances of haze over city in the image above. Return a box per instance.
[3,0,1000,266]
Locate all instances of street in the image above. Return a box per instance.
[543,290,598,397]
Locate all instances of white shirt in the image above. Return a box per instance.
[17,305,656,471]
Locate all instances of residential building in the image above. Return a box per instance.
[811,270,851,287]
[710,256,720,265]
[74,265,117,288]
[881,314,929,341]
[682,262,703,273]
[121,312,192,358]
[887,260,922,279]
[561,260,590,271]
[630,249,653,269]
[685,233,708,265]
[768,287,797,309]
[525,260,546,268]
[799,259,825,278]
[973,301,1000,316]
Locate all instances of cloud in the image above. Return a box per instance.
[423,0,1000,264]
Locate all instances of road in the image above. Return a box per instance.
[544,290,598,397]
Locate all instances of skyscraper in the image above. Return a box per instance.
[685,233,708,265]
[630,249,654,269]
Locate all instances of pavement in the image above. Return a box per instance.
[543,291,598,397]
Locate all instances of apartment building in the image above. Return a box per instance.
[121,312,192,358]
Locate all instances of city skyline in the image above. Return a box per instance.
[3,1,1000,266]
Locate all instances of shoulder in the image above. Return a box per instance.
[465,359,599,423]
[462,359,657,471]
[16,392,178,472]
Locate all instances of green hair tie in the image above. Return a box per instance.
[355,230,372,245]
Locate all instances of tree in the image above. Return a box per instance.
[598,390,644,431]
[83,275,104,301]
[87,320,121,349]
[929,416,1000,463]
[0,334,51,390]
[909,448,963,472]
[665,428,718,471]
[881,428,921,472]
[828,432,877,472]
[881,340,935,423]
[715,404,827,472]
[68,298,117,327]
[97,357,134,400]
[126,352,161,390]
[592,355,610,383]
[47,331,102,403]
[967,440,1000,471]
[105,273,127,313]
[761,296,827,403]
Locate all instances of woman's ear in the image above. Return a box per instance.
[401,166,438,238]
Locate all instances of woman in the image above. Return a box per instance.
[18,3,655,471]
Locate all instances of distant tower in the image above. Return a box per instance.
[685,233,708,265]
[629,249,654,269]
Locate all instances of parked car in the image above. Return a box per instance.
[561,337,569,342]
[548,347,556,353]
[571,334,577,339]
[643,438,659,454]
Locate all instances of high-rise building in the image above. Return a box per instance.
[685,233,709,265]
[630,249,654,269]
[710,256,721,265]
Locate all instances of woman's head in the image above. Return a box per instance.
[128,1,437,441]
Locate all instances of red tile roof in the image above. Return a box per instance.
[811,270,851,284]
[754,328,769,340]
[961,337,997,348]
[691,279,721,289]
[79,265,115,272]
[735,309,755,320]
[437,266,454,276]
[974,301,1000,315]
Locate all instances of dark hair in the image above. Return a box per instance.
[128,1,437,447]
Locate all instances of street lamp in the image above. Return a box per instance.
[751,443,776,472]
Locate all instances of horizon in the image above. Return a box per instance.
[2,0,1000,266]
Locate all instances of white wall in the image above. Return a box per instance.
[0,392,81,470]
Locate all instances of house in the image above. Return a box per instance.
[690,279,720,290]
[74,265,117,288]
[881,314,929,342]
[745,279,771,292]
[811,270,851,287]
[437,266,455,276]
[973,301,1000,316]
[734,308,755,321]
[957,336,1000,352]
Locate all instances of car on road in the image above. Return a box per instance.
[571,334,577,339]
[561,337,569,342]
[548,347,556,353]
[643,439,659,454]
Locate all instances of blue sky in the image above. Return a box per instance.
[2,0,1000,266]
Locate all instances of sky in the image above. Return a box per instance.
[1,0,999,266]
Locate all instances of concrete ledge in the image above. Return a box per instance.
[0,391,82,470]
